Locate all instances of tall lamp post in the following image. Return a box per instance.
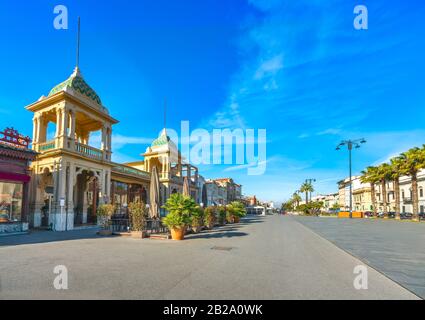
[336,138,367,218]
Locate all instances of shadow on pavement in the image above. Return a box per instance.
[186,231,248,239]
[0,228,102,247]
[1,216,266,247]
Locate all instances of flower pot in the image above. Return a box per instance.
[98,229,112,236]
[170,227,185,240]
[233,216,240,223]
[131,231,147,239]
[206,222,214,229]
[192,225,202,233]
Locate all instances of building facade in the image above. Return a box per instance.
[338,176,372,212]
[0,128,37,233]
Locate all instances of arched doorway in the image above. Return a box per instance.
[74,170,99,225]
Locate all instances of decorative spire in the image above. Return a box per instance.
[163,97,167,132]
[75,17,81,73]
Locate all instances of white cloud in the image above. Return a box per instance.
[254,55,283,80]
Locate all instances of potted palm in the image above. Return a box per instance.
[217,206,226,225]
[96,204,115,236]
[203,206,216,229]
[226,205,235,223]
[162,193,196,240]
[191,207,204,233]
[228,201,247,223]
[128,201,147,238]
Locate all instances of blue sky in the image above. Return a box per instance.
[1,0,425,204]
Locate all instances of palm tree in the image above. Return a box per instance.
[398,147,425,221]
[360,166,379,216]
[376,163,392,218]
[389,156,404,220]
[291,192,302,208]
[300,182,314,204]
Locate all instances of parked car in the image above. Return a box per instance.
[364,211,374,218]
[0,213,9,223]
[387,212,396,219]
[400,212,413,220]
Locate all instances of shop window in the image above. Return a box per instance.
[0,182,23,223]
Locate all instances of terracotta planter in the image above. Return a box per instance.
[233,216,240,223]
[192,225,202,233]
[131,231,147,239]
[170,227,185,240]
[98,229,112,236]
[206,222,214,229]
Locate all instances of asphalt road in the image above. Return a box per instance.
[0,215,419,299]
[293,215,425,298]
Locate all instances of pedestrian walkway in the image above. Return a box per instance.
[293,215,425,299]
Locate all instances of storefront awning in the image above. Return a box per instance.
[0,172,31,183]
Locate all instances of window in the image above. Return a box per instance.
[420,188,424,198]
[0,181,23,223]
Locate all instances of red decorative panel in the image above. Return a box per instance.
[0,127,31,148]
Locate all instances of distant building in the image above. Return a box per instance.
[338,176,372,212]
[204,178,243,207]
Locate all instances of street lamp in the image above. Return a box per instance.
[336,138,367,218]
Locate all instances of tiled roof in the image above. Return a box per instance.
[0,141,37,160]
[48,67,102,105]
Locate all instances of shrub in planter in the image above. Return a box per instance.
[191,207,204,233]
[225,205,235,223]
[203,206,216,229]
[217,206,227,225]
[96,204,115,236]
[128,201,148,238]
[228,201,247,223]
[162,193,196,240]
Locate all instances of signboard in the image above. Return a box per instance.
[45,186,54,195]
[60,198,65,207]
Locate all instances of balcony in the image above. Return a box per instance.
[112,164,150,179]
[37,139,104,161]
[38,140,56,152]
[75,142,103,160]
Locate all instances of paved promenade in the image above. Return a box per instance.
[0,215,419,299]
[293,215,425,298]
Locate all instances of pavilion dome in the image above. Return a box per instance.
[48,67,104,108]
[151,128,172,147]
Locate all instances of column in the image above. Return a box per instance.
[66,163,75,230]
[38,116,47,143]
[101,126,106,150]
[101,126,108,161]
[61,108,69,137]
[108,127,112,151]
[55,108,61,138]
[69,110,76,145]
[32,116,38,147]
[107,171,111,202]
[54,160,67,231]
